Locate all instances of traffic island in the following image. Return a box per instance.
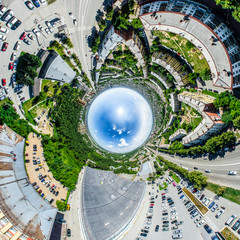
[183,187,208,215]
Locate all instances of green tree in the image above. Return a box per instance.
[62,37,74,48]
[233,116,240,128]
[188,72,198,84]
[98,19,107,32]
[217,186,226,196]
[188,171,208,189]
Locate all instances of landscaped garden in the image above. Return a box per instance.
[152,31,210,79]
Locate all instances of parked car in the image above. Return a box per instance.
[25,1,34,9]
[232,219,240,231]
[32,0,40,8]
[0,5,7,18]
[205,169,211,173]
[226,215,237,226]
[20,32,27,40]
[0,26,9,33]
[2,10,14,22]
[172,234,183,239]
[6,16,17,28]
[32,28,40,36]
[14,41,21,51]
[215,209,224,219]
[204,224,212,234]
[228,171,237,175]
[2,42,8,51]
[208,202,215,209]
[12,19,21,30]
[9,62,14,70]
[2,78,6,86]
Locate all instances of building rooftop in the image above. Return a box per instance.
[82,167,146,240]
[140,11,233,89]
[0,125,57,240]
[178,91,215,104]
[40,50,76,83]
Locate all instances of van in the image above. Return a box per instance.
[225,215,237,226]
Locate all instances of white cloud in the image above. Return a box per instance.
[94,130,98,133]
[118,138,129,147]
[113,124,116,130]
[112,135,116,138]
[117,130,122,134]
[127,131,131,134]
[107,145,113,148]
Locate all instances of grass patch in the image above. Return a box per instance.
[221,227,240,240]
[172,174,180,183]
[191,117,202,129]
[153,31,210,74]
[0,98,13,107]
[41,79,61,97]
[159,182,168,190]
[202,90,218,98]
[29,99,53,119]
[47,0,57,4]
[183,187,208,215]
[206,182,240,205]
[22,99,36,124]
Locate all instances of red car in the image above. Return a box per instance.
[2,42,8,51]
[9,62,14,70]
[2,78,6,86]
[20,32,27,40]
[150,203,154,206]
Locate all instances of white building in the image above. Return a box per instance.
[169,129,187,142]
[139,0,240,89]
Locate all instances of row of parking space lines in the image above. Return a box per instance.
[25,132,68,207]
[182,181,240,237]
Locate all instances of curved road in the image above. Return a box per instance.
[151,146,240,189]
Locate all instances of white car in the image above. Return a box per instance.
[73,18,77,25]
[173,230,182,235]
[38,24,43,31]
[14,41,21,51]
[32,28,40,36]
[171,216,178,221]
[13,61,18,70]
[197,219,205,227]
[28,33,35,41]
[4,87,9,94]
[205,169,211,173]
[0,26,9,33]
[228,171,237,175]
[11,52,17,61]
[49,27,53,33]
[45,21,51,28]
[0,34,7,41]
[172,234,182,239]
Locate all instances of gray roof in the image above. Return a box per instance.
[41,51,76,83]
[82,167,146,240]
[0,125,57,240]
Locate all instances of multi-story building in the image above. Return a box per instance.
[178,91,215,113]
[138,0,240,90]
[182,111,224,146]
[169,129,187,142]
[96,26,147,82]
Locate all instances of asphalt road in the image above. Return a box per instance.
[152,146,240,189]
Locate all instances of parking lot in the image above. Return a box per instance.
[25,132,68,207]
[132,171,240,240]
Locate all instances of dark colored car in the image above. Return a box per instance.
[12,20,22,30]
[140,233,147,237]
[32,182,37,186]
[2,42,8,51]
[204,224,212,234]
[194,167,198,170]
[200,194,205,200]
[32,0,40,7]
[232,219,240,231]
[184,200,190,206]
[155,225,159,232]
